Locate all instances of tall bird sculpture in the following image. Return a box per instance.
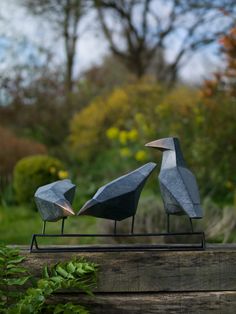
[78,162,157,234]
[34,179,76,234]
[145,137,203,232]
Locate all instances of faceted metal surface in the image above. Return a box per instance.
[145,137,203,219]
[34,179,76,222]
[78,162,157,221]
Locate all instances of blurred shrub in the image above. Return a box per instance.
[69,80,236,204]
[199,26,236,202]
[69,80,164,161]
[13,155,68,205]
[191,95,236,202]
[0,126,46,177]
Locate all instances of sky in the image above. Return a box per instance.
[0,0,224,84]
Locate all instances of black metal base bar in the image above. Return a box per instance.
[30,232,205,253]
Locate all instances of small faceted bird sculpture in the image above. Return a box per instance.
[78,162,157,234]
[145,137,203,232]
[34,179,76,234]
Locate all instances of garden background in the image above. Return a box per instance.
[0,0,236,245]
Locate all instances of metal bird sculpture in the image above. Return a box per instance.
[145,137,203,232]
[34,179,76,234]
[78,162,157,234]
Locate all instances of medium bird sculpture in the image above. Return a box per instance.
[145,137,203,232]
[78,162,157,234]
[34,179,76,234]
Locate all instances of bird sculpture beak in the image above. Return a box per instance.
[56,200,75,216]
[145,139,169,151]
[78,199,98,216]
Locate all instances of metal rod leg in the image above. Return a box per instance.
[167,214,170,233]
[189,218,193,233]
[61,218,66,235]
[42,221,46,235]
[131,215,135,234]
[34,237,39,250]
[30,235,35,252]
[114,220,117,235]
[202,232,206,249]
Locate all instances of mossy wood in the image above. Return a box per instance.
[18,244,236,313]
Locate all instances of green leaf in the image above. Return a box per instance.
[42,266,49,278]
[7,256,25,264]
[56,265,69,278]
[6,266,27,274]
[6,276,30,286]
[84,264,96,272]
[66,261,76,274]
[50,276,63,284]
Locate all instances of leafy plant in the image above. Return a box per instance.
[49,303,89,314]
[0,246,30,311]
[13,155,68,206]
[0,245,98,314]
[13,259,98,313]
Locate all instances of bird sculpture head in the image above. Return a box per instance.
[145,137,179,151]
[34,179,76,222]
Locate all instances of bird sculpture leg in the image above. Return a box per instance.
[42,221,46,235]
[167,214,170,233]
[114,220,117,235]
[61,217,66,235]
[131,215,135,234]
[189,218,194,233]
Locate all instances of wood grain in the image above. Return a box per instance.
[47,292,236,314]
[20,245,236,293]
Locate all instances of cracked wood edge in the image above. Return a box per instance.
[47,291,236,314]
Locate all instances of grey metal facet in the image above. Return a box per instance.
[34,179,76,222]
[78,162,157,221]
[145,137,203,219]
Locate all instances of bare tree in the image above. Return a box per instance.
[23,0,86,92]
[93,0,236,85]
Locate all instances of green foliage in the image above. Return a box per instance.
[13,259,98,313]
[68,81,164,161]
[68,80,236,203]
[0,246,30,311]
[0,245,98,314]
[13,155,68,205]
[50,303,89,314]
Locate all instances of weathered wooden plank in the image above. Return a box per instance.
[48,291,236,314]
[20,245,236,292]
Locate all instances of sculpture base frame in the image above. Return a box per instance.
[30,232,205,253]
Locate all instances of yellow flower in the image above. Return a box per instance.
[127,129,138,142]
[106,127,119,140]
[135,150,148,162]
[120,147,132,158]
[58,170,69,179]
[119,130,128,145]
[49,167,56,174]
